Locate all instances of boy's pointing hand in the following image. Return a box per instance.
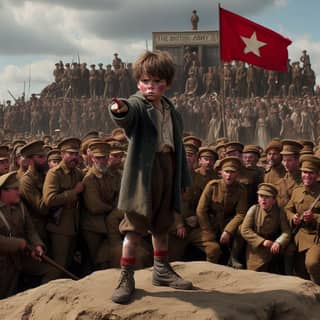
[111,98,128,113]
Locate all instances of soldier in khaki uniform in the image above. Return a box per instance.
[80,131,101,174]
[285,155,320,283]
[195,146,219,181]
[43,137,84,280]
[196,156,248,267]
[225,141,262,207]
[11,144,29,179]
[0,172,51,299]
[96,63,105,97]
[299,140,314,155]
[62,62,71,93]
[276,140,303,208]
[242,144,265,180]
[107,141,126,173]
[169,142,221,263]
[19,140,49,244]
[183,135,202,168]
[81,141,122,270]
[241,183,290,271]
[89,64,97,98]
[9,140,26,171]
[47,149,62,169]
[215,142,226,160]
[264,140,286,184]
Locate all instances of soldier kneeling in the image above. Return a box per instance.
[0,172,52,299]
[241,183,291,272]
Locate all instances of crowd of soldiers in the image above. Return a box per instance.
[182,49,316,98]
[1,126,320,299]
[49,53,136,99]
[1,49,320,299]
[0,50,318,145]
[2,92,320,150]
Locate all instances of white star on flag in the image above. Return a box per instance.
[241,31,267,57]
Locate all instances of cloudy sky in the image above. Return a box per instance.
[0,0,319,101]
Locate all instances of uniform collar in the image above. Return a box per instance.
[60,161,71,174]
[221,179,237,192]
[90,165,103,178]
[303,183,320,195]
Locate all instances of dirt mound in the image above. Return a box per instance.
[1,261,320,320]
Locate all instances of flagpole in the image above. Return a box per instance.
[218,3,227,138]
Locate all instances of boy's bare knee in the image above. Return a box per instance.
[124,232,142,247]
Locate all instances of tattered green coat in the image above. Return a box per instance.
[109,91,191,218]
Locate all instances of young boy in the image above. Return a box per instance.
[241,183,290,272]
[109,50,193,304]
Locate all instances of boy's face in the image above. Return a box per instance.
[137,74,169,103]
[258,194,275,210]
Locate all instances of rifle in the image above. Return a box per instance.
[26,245,80,280]
[292,192,320,235]
[7,90,18,103]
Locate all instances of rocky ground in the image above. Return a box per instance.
[1,261,320,320]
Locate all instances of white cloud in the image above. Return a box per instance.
[0,59,54,100]
[273,0,288,8]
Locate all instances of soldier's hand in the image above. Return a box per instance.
[303,210,314,223]
[31,245,44,262]
[110,98,128,113]
[220,231,231,245]
[293,214,302,225]
[74,182,84,194]
[263,240,273,248]
[176,226,187,239]
[270,242,280,255]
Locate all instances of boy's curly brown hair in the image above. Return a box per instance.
[132,50,175,85]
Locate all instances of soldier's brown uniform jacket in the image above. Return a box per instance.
[187,168,217,213]
[0,201,44,298]
[285,183,320,252]
[264,163,286,185]
[82,165,121,234]
[276,170,302,208]
[20,169,49,242]
[241,204,290,270]
[196,179,248,237]
[16,168,26,180]
[43,161,83,236]
[194,167,218,186]
[175,168,218,228]
[238,166,263,207]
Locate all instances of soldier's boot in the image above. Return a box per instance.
[228,240,244,269]
[284,256,294,275]
[152,257,193,290]
[111,265,135,304]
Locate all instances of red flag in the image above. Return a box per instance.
[219,7,292,72]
